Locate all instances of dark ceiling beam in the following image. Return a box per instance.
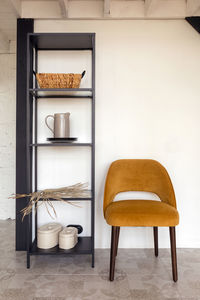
[186,16,200,33]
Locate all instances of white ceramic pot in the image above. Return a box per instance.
[59,227,78,250]
[37,223,62,249]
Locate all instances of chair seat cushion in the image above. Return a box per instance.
[104,200,179,227]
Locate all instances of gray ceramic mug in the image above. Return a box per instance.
[45,113,70,138]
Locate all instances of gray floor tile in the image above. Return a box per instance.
[1,287,35,300]
[33,298,65,300]
[0,220,200,300]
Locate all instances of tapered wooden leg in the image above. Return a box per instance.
[169,227,178,282]
[109,226,117,281]
[115,227,120,257]
[153,227,158,257]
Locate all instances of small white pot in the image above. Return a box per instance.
[37,223,62,249]
[59,227,78,250]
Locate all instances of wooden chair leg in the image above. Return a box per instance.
[153,227,158,257]
[115,227,120,257]
[169,227,178,282]
[109,226,117,281]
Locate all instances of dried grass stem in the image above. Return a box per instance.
[10,183,89,220]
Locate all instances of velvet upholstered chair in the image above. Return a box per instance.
[103,159,179,282]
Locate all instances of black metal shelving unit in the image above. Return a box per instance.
[26,33,95,268]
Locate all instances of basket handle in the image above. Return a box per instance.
[45,115,54,134]
[81,70,86,78]
[67,224,83,234]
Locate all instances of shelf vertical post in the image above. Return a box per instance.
[91,33,96,268]
[34,48,38,244]
[26,33,34,264]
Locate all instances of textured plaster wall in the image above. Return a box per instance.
[0,53,16,219]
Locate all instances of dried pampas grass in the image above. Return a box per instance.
[10,183,89,220]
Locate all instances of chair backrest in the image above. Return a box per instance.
[103,159,176,213]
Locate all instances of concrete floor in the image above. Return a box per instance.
[0,220,200,300]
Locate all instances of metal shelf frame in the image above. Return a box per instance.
[29,88,93,98]
[26,33,95,269]
[30,237,92,255]
[30,143,93,147]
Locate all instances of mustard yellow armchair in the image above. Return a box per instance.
[103,159,179,281]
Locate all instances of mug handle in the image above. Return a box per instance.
[45,115,54,134]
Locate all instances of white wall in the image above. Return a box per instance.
[0,53,16,219]
[33,19,200,248]
[1,19,200,249]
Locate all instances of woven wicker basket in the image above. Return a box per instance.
[36,71,86,89]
